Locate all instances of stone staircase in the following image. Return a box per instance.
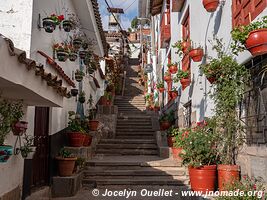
[82,60,189,190]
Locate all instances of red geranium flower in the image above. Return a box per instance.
[58,15,64,21]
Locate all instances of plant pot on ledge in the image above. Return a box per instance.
[218,164,240,191]
[68,132,85,147]
[202,0,219,12]
[89,120,99,131]
[245,29,267,57]
[189,48,204,62]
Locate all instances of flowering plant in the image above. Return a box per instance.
[53,43,70,53]
[50,14,64,25]
[176,118,219,167]
[174,69,189,82]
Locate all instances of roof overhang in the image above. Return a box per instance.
[150,0,164,16]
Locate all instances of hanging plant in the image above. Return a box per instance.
[231,16,267,56]
[164,71,172,82]
[189,44,204,62]
[156,81,165,93]
[199,60,222,84]
[78,91,86,104]
[20,134,36,159]
[70,89,78,97]
[53,43,69,62]
[83,52,93,65]
[74,70,85,82]
[174,69,190,90]
[73,38,83,50]
[79,50,87,60]
[202,0,219,12]
[42,14,64,33]
[167,63,178,74]
[172,39,191,56]
[62,20,73,32]
[69,52,78,62]
[169,87,178,99]
[11,121,28,136]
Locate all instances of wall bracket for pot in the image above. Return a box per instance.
[13,135,22,155]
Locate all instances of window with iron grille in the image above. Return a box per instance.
[184,101,192,127]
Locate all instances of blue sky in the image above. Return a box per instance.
[98,0,138,30]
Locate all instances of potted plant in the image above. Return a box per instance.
[42,14,64,33]
[0,99,24,162]
[10,103,26,136]
[74,70,85,82]
[177,119,219,192]
[166,126,177,147]
[20,134,36,159]
[74,157,86,173]
[209,39,249,191]
[174,69,190,90]
[70,88,78,97]
[83,51,93,65]
[62,20,73,32]
[56,148,77,177]
[78,91,86,104]
[172,39,191,56]
[169,87,178,100]
[189,44,204,62]
[153,101,160,112]
[231,16,267,57]
[167,63,178,74]
[170,127,185,161]
[156,81,165,93]
[87,95,99,131]
[53,43,69,62]
[164,71,172,82]
[199,63,221,84]
[67,111,86,147]
[68,46,78,62]
[159,111,175,131]
[202,0,219,12]
[80,120,92,147]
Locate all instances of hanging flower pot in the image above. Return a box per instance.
[70,89,78,97]
[189,165,217,192]
[0,145,13,163]
[56,50,69,62]
[87,68,95,75]
[11,121,28,136]
[202,0,219,12]
[158,87,165,93]
[78,96,85,104]
[79,50,87,60]
[154,106,160,112]
[21,146,36,159]
[75,70,84,82]
[168,64,178,74]
[42,18,56,33]
[189,48,204,62]
[207,76,216,84]
[68,132,85,147]
[83,135,92,146]
[69,52,78,62]
[62,20,73,32]
[89,120,99,131]
[73,38,83,50]
[218,164,240,191]
[164,74,172,82]
[180,78,191,90]
[245,29,267,57]
[181,41,191,53]
[170,90,178,99]
[82,42,89,50]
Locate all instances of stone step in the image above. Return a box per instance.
[117,121,152,125]
[116,131,155,135]
[99,139,156,144]
[96,149,158,155]
[116,128,154,132]
[83,178,188,186]
[97,144,158,149]
[116,136,155,139]
[116,126,153,129]
[117,116,151,119]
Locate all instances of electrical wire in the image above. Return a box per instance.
[125,0,138,12]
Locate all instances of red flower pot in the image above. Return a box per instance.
[189,165,217,192]
[164,75,172,82]
[245,29,267,57]
[189,48,204,62]
[69,132,85,147]
[167,136,175,147]
[182,41,191,53]
[207,76,216,84]
[171,91,178,99]
[218,164,240,191]
[202,0,219,12]
[154,106,160,112]
[83,135,93,146]
[172,147,182,160]
[158,87,165,93]
[160,121,171,131]
[169,65,178,74]
[89,120,99,131]
[12,121,28,136]
[180,78,191,90]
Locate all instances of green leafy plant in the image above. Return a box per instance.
[231,16,267,55]
[20,134,35,158]
[67,111,85,132]
[156,81,164,89]
[216,176,266,200]
[176,119,219,167]
[167,63,177,68]
[172,39,190,57]
[174,69,189,82]
[59,148,74,158]
[0,99,23,145]
[75,70,85,77]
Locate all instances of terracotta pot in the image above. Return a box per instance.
[167,136,175,147]
[207,76,216,84]
[180,78,191,90]
[62,20,73,32]
[171,91,178,99]
[11,121,28,136]
[172,147,182,160]
[160,121,171,131]
[189,48,204,62]
[169,65,178,74]
[189,165,217,192]
[68,132,85,147]
[158,87,165,93]
[181,41,191,53]
[164,75,172,82]
[154,106,160,112]
[245,28,267,57]
[218,164,240,191]
[56,157,77,177]
[89,120,99,131]
[83,135,92,146]
[202,0,219,12]
[42,18,56,33]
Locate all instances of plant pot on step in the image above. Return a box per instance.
[0,145,13,163]
[83,135,92,146]
[202,0,219,12]
[11,121,28,136]
[62,20,73,32]
[68,132,85,147]
[160,121,171,131]
[180,78,191,90]
[218,164,240,191]
[245,29,267,57]
[189,48,204,62]
[172,147,182,160]
[89,120,99,131]
[56,156,77,177]
[42,18,56,33]
[189,165,217,192]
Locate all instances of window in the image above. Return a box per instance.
[232,0,267,27]
[184,101,192,127]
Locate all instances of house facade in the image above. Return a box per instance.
[141,0,267,183]
[0,0,107,199]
